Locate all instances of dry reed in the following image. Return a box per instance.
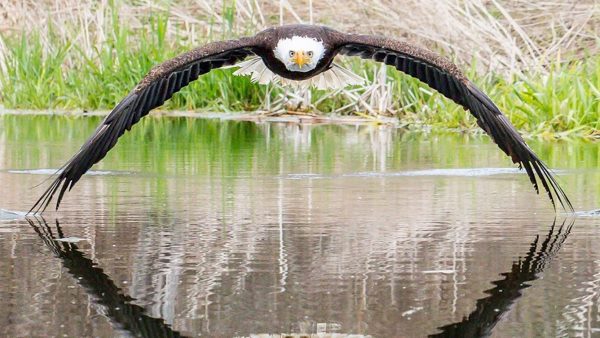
[1,0,596,72]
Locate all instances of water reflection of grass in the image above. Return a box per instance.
[0,2,597,137]
[3,115,599,170]
[5,115,598,210]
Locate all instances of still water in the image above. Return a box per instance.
[0,115,599,337]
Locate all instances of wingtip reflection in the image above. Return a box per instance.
[26,216,187,338]
[429,217,575,337]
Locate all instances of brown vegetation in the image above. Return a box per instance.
[1,0,597,74]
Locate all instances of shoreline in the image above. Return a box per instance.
[3,107,592,139]
[0,107,406,126]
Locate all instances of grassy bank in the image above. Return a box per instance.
[0,1,598,137]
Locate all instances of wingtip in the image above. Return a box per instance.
[30,176,66,216]
[537,161,574,214]
[557,192,574,214]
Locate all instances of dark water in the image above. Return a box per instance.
[1,115,599,337]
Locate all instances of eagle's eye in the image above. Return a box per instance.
[289,51,295,57]
[307,51,313,57]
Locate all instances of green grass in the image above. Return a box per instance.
[392,56,600,137]
[0,14,267,112]
[0,11,598,138]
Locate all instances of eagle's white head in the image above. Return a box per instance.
[273,36,325,72]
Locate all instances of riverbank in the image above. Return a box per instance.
[0,107,409,127]
[1,98,597,140]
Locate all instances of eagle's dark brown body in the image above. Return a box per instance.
[31,24,572,213]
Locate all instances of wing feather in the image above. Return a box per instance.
[334,33,572,211]
[30,38,257,213]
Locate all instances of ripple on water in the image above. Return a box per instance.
[573,209,600,218]
[285,167,532,180]
[6,168,128,175]
[0,209,27,222]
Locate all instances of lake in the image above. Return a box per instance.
[0,115,599,337]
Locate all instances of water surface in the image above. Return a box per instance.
[1,115,599,337]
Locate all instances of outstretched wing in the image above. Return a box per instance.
[332,33,572,211]
[31,37,258,213]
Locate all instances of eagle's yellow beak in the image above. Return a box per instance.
[293,51,309,69]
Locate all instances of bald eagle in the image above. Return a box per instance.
[30,24,572,213]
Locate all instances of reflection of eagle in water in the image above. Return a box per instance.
[30,24,572,213]
[431,218,574,337]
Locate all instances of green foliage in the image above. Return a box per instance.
[378,56,600,137]
[0,11,268,112]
